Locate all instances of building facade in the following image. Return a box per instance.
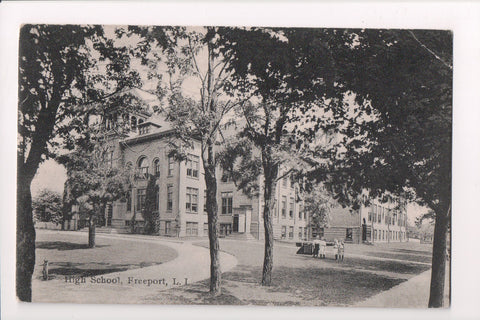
[96,93,308,240]
[316,198,408,244]
[74,89,405,243]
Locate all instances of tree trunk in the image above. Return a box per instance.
[261,159,278,286]
[204,151,221,295]
[88,215,96,248]
[428,205,450,308]
[16,176,36,302]
[202,30,222,295]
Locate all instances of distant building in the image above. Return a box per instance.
[315,198,408,244]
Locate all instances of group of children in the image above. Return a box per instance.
[312,237,344,261]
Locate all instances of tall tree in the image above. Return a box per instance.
[17,24,104,301]
[309,29,452,307]
[217,27,352,285]
[59,125,133,248]
[17,24,142,300]
[159,27,245,295]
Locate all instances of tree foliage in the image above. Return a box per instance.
[17,24,117,301]
[303,186,332,231]
[59,125,133,247]
[142,174,160,235]
[32,189,63,224]
[308,29,452,308]
[216,27,355,285]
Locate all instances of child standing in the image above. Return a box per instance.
[319,237,327,259]
[338,240,345,261]
[312,236,320,258]
[333,239,339,260]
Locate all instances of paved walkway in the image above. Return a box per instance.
[354,267,450,308]
[32,233,238,304]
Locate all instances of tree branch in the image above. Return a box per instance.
[408,31,452,71]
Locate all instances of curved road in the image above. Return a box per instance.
[32,232,238,304]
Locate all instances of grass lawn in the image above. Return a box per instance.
[34,229,178,280]
[150,239,432,306]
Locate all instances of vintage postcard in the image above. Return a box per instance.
[2,2,479,320]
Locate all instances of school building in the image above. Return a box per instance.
[90,89,309,240]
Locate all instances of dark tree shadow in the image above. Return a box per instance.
[36,260,163,280]
[392,248,432,255]
[37,261,129,279]
[36,241,110,250]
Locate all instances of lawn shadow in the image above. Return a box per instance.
[36,241,110,251]
[37,260,161,280]
[224,264,405,306]
[324,256,431,274]
[392,248,432,255]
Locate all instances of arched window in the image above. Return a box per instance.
[131,116,137,131]
[153,158,160,177]
[138,156,148,178]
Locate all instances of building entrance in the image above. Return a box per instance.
[233,215,239,232]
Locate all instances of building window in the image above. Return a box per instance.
[298,227,303,239]
[137,157,149,179]
[221,192,233,215]
[281,196,287,218]
[126,190,131,212]
[186,187,198,213]
[281,226,287,239]
[378,207,382,223]
[374,229,377,240]
[289,226,294,239]
[304,227,308,240]
[282,177,288,188]
[186,222,198,236]
[186,155,199,178]
[289,197,294,219]
[299,203,303,219]
[154,186,159,211]
[131,116,137,131]
[165,221,172,235]
[346,228,353,241]
[167,185,173,211]
[220,223,232,236]
[203,223,208,236]
[168,155,175,176]
[153,158,160,177]
[290,175,295,189]
[139,125,150,135]
[136,188,146,212]
[383,230,385,240]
